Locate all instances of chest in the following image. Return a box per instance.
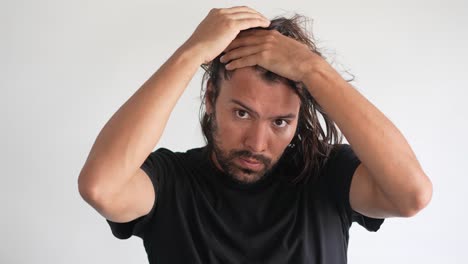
[147,177,349,263]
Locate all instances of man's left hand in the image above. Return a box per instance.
[220,29,325,82]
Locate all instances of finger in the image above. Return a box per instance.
[222,6,270,22]
[237,28,270,38]
[224,32,270,52]
[221,45,265,63]
[223,35,267,55]
[227,12,270,23]
[225,53,262,70]
[224,6,266,18]
[235,18,271,32]
[230,10,269,21]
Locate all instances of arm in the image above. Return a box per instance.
[78,44,202,204]
[77,6,270,221]
[301,63,433,218]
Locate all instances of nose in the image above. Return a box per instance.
[243,122,268,153]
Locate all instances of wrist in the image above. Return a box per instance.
[175,40,207,67]
[301,59,341,95]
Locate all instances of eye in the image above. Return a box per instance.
[273,119,288,128]
[235,109,249,119]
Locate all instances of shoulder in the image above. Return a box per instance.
[316,143,360,194]
[144,146,208,174]
[148,146,205,163]
[328,143,353,157]
[323,144,359,170]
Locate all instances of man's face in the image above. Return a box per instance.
[207,67,301,184]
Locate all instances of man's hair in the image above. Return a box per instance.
[199,14,349,185]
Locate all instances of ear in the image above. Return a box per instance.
[205,79,214,115]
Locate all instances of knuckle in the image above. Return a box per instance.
[265,35,276,43]
[217,8,226,14]
[259,51,268,60]
[258,18,267,24]
[229,60,237,67]
[224,19,236,29]
[263,42,273,50]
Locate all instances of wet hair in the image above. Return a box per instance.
[199,14,353,185]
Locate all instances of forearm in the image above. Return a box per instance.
[78,43,203,200]
[303,62,431,209]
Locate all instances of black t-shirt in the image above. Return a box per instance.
[106,144,384,263]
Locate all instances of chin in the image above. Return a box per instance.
[231,168,265,184]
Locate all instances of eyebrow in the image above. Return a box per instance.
[229,99,297,120]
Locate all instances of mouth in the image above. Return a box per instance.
[237,157,263,171]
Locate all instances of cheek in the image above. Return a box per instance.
[214,117,243,146]
[271,126,297,152]
[271,133,293,152]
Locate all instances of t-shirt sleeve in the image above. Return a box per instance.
[105,148,171,240]
[324,144,385,232]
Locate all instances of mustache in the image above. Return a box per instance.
[231,150,271,166]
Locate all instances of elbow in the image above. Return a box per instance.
[78,174,100,205]
[78,169,108,206]
[400,175,433,217]
[78,163,112,205]
[78,174,114,218]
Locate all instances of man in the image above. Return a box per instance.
[78,6,433,263]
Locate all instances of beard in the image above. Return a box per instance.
[208,112,283,184]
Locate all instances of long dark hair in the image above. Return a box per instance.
[199,14,353,185]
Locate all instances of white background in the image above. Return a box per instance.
[2,0,467,263]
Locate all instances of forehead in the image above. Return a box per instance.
[217,67,301,112]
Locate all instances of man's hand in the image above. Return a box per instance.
[220,29,326,82]
[184,6,270,65]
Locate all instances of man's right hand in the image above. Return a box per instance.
[184,6,271,65]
